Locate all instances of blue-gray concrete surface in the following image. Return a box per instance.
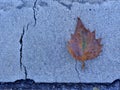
[0,0,120,82]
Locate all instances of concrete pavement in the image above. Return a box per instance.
[0,0,120,82]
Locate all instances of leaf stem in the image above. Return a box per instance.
[81,61,85,69]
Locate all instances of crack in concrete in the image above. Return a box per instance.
[59,2,72,10]
[18,0,33,79]
[38,1,48,7]
[54,0,108,7]
[32,0,38,26]
[23,65,27,79]
[53,0,72,10]
[19,25,28,79]
[75,60,80,81]
[19,26,25,70]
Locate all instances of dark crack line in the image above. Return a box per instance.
[75,60,80,81]
[54,0,72,10]
[23,65,28,79]
[33,0,38,26]
[59,2,72,10]
[19,26,25,70]
[55,0,107,5]
[19,25,28,79]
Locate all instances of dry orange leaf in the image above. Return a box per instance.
[67,17,102,69]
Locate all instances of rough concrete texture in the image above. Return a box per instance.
[0,0,120,82]
[0,0,34,81]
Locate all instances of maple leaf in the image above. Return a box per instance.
[67,17,102,69]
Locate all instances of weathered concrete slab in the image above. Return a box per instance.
[0,0,34,82]
[0,0,120,83]
[22,0,120,82]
